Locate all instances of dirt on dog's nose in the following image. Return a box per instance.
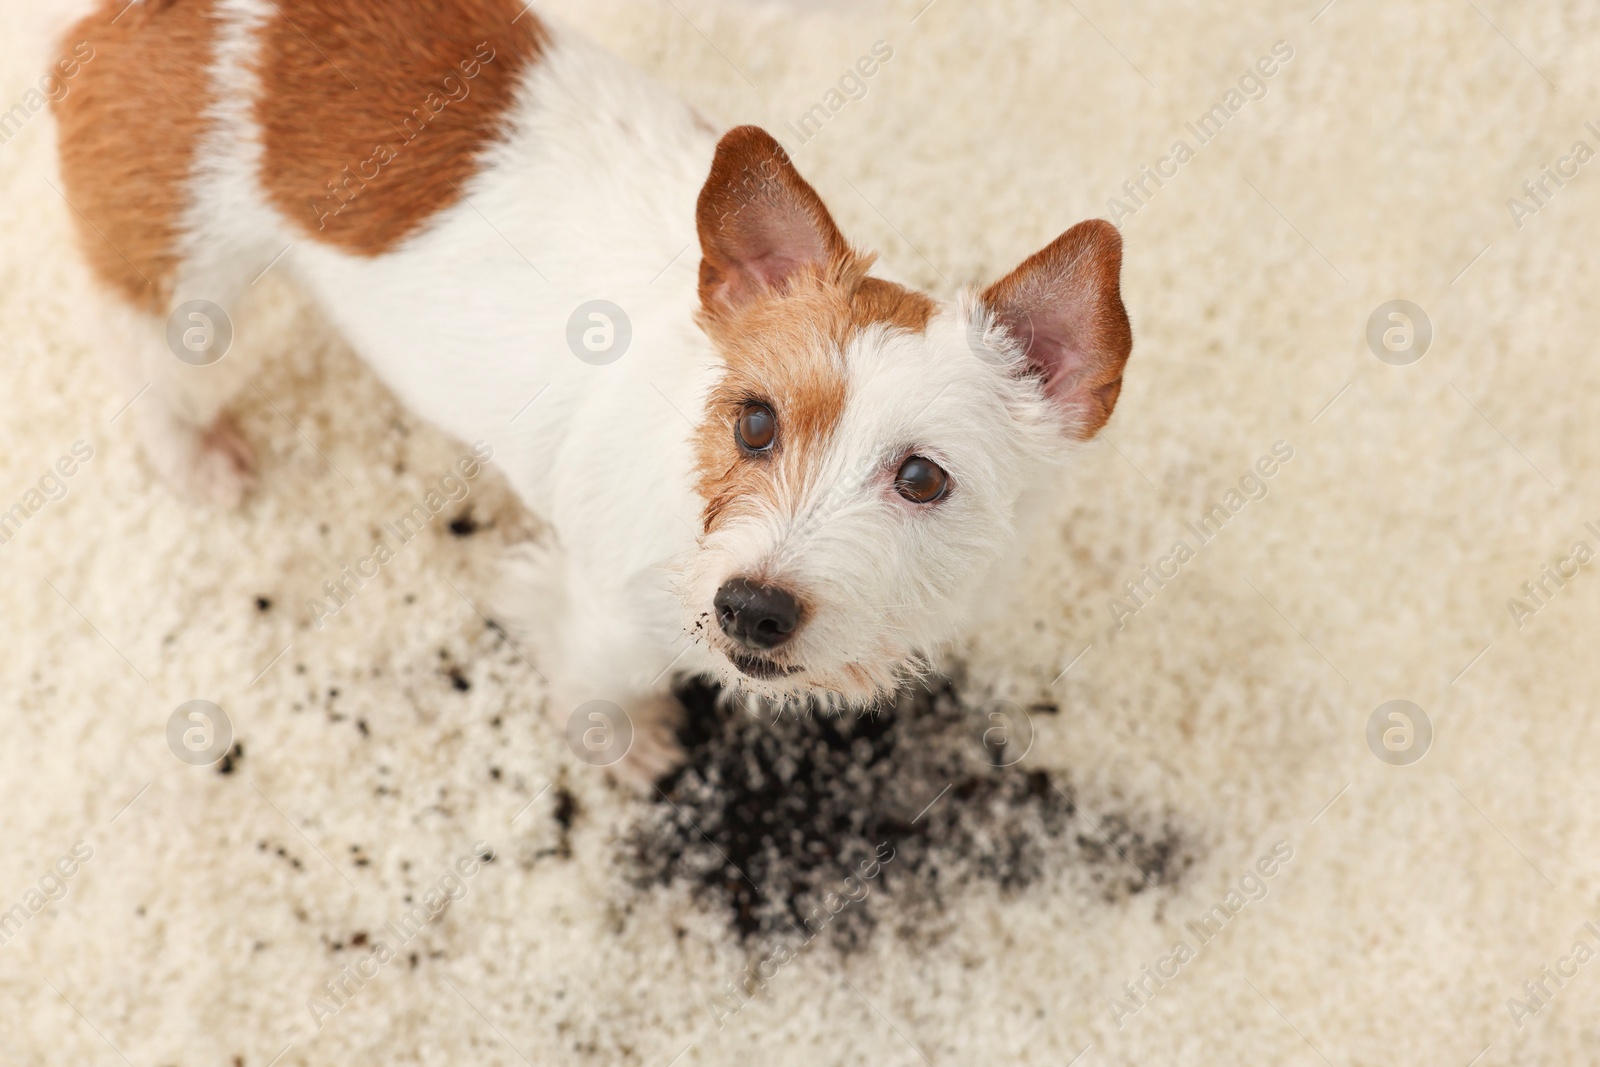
[714,578,801,650]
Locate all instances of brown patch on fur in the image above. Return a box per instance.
[851,276,936,334]
[54,0,222,310]
[982,219,1131,439]
[690,128,937,536]
[257,0,546,254]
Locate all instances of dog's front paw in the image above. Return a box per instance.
[615,696,687,789]
[142,409,257,506]
[193,413,258,504]
[561,691,686,792]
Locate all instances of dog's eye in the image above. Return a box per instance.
[735,402,776,453]
[895,456,949,503]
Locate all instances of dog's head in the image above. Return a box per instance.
[684,126,1131,705]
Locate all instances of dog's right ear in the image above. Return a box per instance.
[981,219,1132,441]
[695,125,852,317]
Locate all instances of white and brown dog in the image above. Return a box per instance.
[54,0,1131,771]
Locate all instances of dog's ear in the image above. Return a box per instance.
[981,219,1132,440]
[695,125,852,316]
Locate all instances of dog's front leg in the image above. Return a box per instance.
[505,543,689,786]
[557,603,691,786]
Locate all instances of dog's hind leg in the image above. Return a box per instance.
[56,0,275,504]
[92,269,264,505]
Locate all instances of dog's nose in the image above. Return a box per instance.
[714,578,801,650]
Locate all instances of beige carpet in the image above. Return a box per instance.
[4,0,1600,1064]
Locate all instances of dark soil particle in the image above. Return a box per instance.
[629,675,1190,949]
[553,787,577,831]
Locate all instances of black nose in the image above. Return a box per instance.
[714,578,801,650]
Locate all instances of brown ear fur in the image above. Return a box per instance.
[982,219,1132,440]
[695,125,857,317]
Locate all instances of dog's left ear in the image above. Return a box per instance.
[981,219,1132,440]
[695,125,853,317]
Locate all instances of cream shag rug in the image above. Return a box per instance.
[3,1,1600,1064]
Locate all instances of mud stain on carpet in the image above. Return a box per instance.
[628,675,1194,950]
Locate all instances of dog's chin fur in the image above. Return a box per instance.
[694,627,933,709]
[721,647,799,680]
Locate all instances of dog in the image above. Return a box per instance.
[53,0,1132,776]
